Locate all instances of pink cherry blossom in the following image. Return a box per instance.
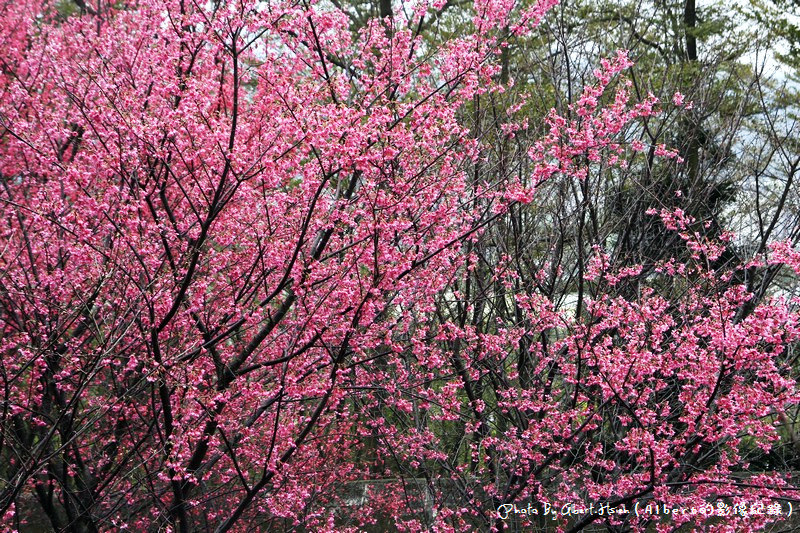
[0,1,797,532]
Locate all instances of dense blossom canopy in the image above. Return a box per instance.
[1,0,799,531]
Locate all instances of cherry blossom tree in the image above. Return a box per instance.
[1,0,799,532]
